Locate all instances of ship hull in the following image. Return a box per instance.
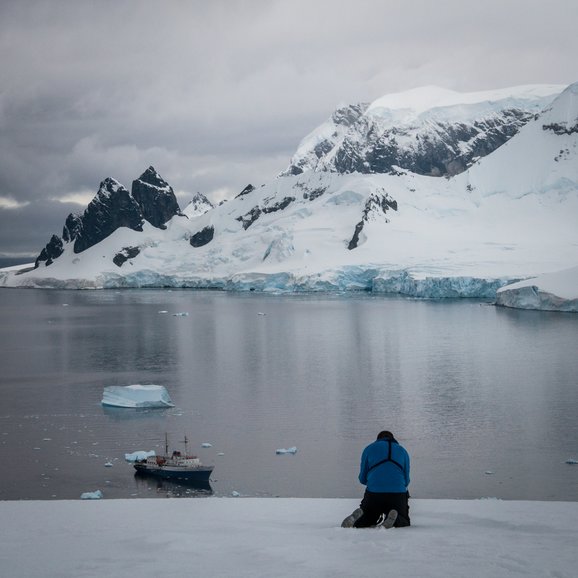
[133,463,213,482]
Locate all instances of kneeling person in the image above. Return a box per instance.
[342,430,410,528]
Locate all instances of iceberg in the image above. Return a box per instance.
[80,490,103,500]
[276,447,298,455]
[124,450,156,462]
[101,384,174,408]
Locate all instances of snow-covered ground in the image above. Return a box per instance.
[0,498,576,578]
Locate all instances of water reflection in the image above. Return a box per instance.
[133,473,213,497]
[101,406,172,422]
[1,289,577,500]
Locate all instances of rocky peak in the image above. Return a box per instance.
[185,192,214,217]
[72,178,144,253]
[135,166,171,190]
[35,168,187,267]
[331,102,368,127]
[131,166,182,229]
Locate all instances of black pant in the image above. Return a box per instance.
[354,490,411,528]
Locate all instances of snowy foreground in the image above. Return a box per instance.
[1,498,577,578]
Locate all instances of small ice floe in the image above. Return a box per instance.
[158,310,169,314]
[101,384,174,408]
[201,443,212,448]
[484,471,495,475]
[231,491,240,497]
[276,447,298,455]
[62,303,69,307]
[104,462,113,467]
[172,312,189,317]
[217,452,225,456]
[257,312,266,316]
[125,450,155,462]
[565,459,578,465]
[80,490,103,500]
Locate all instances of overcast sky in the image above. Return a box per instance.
[1,0,577,257]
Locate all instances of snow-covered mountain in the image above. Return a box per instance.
[34,166,183,268]
[2,83,578,311]
[183,192,214,218]
[282,85,563,177]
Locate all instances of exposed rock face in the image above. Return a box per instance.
[35,168,182,266]
[235,184,256,198]
[190,226,215,248]
[113,246,141,267]
[35,234,63,267]
[236,196,296,230]
[236,207,262,230]
[131,166,182,229]
[348,190,397,250]
[283,104,368,177]
[72,178,144,253]
[62,213,82,243]
[543,121,578,135]
[282,93,556,178]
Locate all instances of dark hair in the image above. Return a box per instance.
[377,430,394,440]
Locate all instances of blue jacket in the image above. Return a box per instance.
[358,438,410,493]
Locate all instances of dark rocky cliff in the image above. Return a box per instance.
[35,168,182,267]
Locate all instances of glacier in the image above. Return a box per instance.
[496,265,578,312]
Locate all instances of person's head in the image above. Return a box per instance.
[377,430,394,441]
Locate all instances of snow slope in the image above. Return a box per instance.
[1,83,577,311]
[0,498,576,578]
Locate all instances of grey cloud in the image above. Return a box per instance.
[1,0,577,256]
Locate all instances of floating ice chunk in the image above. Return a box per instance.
[257,312,266,316]
[172,312,189,317]
[101,384,174,408]
[201,443,212,448]
[124,450,155,462]
[484,471,495,475]
[104,462,113,467]
[565,459,578,465]
[158,310,168,314]
[217,452,225,456]
[276,447,297,455]
[231,491,240,497]
[80,490,103,500]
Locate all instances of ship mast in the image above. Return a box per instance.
[165,432,169,455]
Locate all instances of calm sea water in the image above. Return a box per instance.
[0,288,577,501]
